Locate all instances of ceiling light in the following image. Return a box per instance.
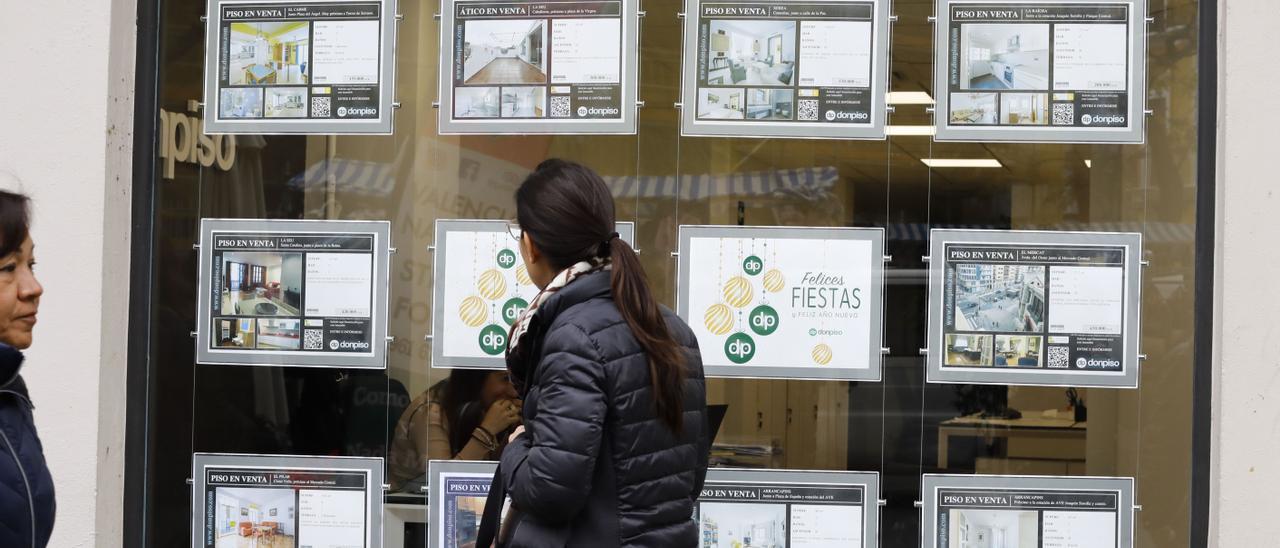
[1084,160,1092,168]
[888,92,935,105]
[887,125,936,136]
[921,159,1003,168]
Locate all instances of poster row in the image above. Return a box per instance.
[193,219,1143,389]
[188,453,1137,548]
[201,0,1148,143]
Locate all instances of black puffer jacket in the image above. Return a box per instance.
[499,270,709,547]
[0,344,55,548]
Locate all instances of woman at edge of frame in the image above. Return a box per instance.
[479,158,710,547]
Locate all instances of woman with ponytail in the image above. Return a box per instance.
[476,159,709,547]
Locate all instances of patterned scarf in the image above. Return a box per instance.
[506,258,610,357]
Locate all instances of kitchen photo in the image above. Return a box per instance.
[455,87,500,117]
[228,22,310,86]
[264,87,307,118]
[960,24,1049,90]
[947,508,1038,548]
[949,92,997,125]
[697,88,745,120]
[220,252,303,316]
[219,88,263,119]
[705,20,796,86]
[745,88,794,120]
[213,487,296,548]
[256,318,301,350]
[945,334,994,367]
[461,20,547,85]
[500,86,545,118]
[1000,93,1049,125]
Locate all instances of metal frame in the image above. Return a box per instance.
[925,228,1143,388]
[931,0,1148,144]
[190,453,385,548]
[202,0,400,134]
[703,468,882,548]
[678,0,892,139]
[430,219,635,369]
[676,225,887,381]
[195,218,393,368]
[920,474,1135,548]
[436,0,641,134]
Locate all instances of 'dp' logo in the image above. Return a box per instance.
[478,324,507,355]
[743,255,763,276]
[502,297,528,326]
[749,305,778,336]
[497,249,517,269]
[724,333,755,364]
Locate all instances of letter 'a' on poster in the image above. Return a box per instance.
[190,453,384,548]
[920,474,1135,548]
[202,0,398,135]
[430,219,635,369]
[932,0,1148,143]
[925,229,1142,388]
[427,460,499,548]
[678,0,892,139]
[676,225,886,381]
[195,219,393,369]
[697,468,882,548]
[437,0,640,134]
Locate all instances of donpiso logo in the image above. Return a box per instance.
[331,340,370,350]
[338,106,377,118]
[1082,114,1125,126]
[826,110,868,122]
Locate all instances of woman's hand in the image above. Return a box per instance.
[480,398,523,435]
[508,425,525,443]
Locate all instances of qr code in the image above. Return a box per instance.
[311,96,331,118]
[303,329,325,350]
[1052,103,1074,125]
[798,99,819,121]
[549,96,571,118]
[1047,346,1070,369]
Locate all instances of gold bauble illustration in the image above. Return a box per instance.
[458,295,487,327]
[762,269,785,293]
[703,304,734,336]
[477,269,508,300]
[515,264,532,286]
[722,276,754,308]
[812,344,833,365]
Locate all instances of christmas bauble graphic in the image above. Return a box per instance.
[722,276,754,309]
[703,303,734,336]
[477,268,508,300]
[812,343,833,365]
[762,269,785,293]
[458,295,487,327]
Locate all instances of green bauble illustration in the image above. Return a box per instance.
[743,255,764,276]
[724,332,756,364]
[496,248,518,269]
[501,297,529,326]
[478,324,508,356]
[749,304,779,336]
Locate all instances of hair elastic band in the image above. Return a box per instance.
[598,232,621,257]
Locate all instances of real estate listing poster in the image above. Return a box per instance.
[203,0,398,134]
[190,453,384,548]
[427,461,498,548]
[921,474,1134,548]
[431,219,635,369]
[676,226,885,381]
[696,468,880,548]
[438,0,640,134]
[926,229,1142,388]
[679,0,891,139]
[196,219,392,369]
[933,0,1147,143]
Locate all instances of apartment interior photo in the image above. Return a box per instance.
[214,318,257,348]
[945,334,993,366]
[462,20,547,85]
[455,87,500,117]
[706,20,796,86]
[265,88,307,118]
[745,88,794,120]
[501,87,544,117]
[961,24,1049,90]
[1000,93,1049,125]
[948,509,1038,548]
[214,487,296,548]
[221,252,302,316]
[950,92,998,125]
[994,335,1042,367]
[229,22,310,85]
[698,88,745,119]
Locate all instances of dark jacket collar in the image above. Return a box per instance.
[506,270,612,394]
[0,343,29,403]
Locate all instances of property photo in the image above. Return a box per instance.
[256,318,301,350]
[265,87,307,118]
[948,508,1039,548]
[994,335,1043,367]
[960,24,1049,90]
[698,502,786,548]
[950,92,997,124]
[1000,93,1049,125]
[697,88,745,120]
[228,22,310,85]
[455,87,500,117]
[953,264,1045,332]
[705,20,796,86]
[220,88,264,119]
[213,318,257,349]
[462,20,547,85]
[221,252,303,316]
[945,334,994,367]
[500,87,545,117]
[452,495,485,548]
[213,487,296,548]
[745,88,794,120]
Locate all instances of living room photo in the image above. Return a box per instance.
[705,20,796,86]
[221,252,302,316]
[461,20,548,85]
[214,487,296,548]
[228,22,310,86]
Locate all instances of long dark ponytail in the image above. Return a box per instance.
[515,159,687,434]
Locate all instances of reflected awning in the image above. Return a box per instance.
[605,166,840,201]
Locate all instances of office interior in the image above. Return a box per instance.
[214,487,296,548]
[138,0,1207,546]
[228,22,310,86]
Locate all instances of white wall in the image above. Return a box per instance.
[0,0,135,546]
[1211,1,1280,546]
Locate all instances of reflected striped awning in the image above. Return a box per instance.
[605,166,840,201]
[889,222,1195,243]
[287,159,396,197]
